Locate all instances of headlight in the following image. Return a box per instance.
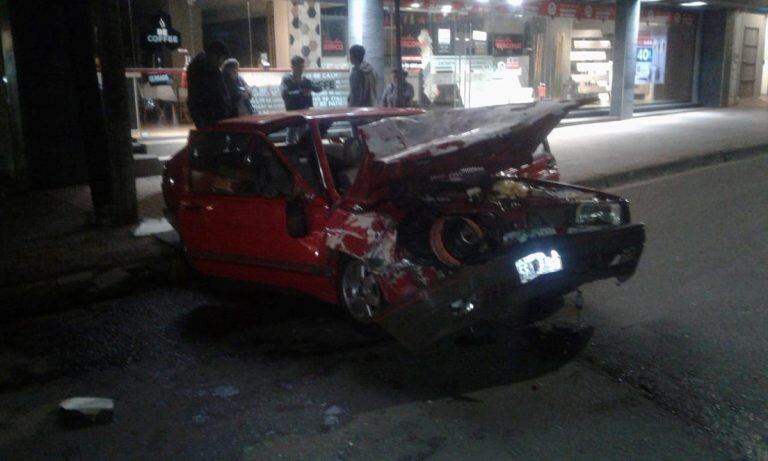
[575,202,622,226]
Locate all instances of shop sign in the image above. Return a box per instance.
[472,30,487,42]
[641,8,695,26]
[321,15,346,57]
[490,34,524,56]
[539,2,580,19]
[536,2,615,21]
[436,28,452,55]
[591,5,616,21]
[147,73,173,86]
[143,11,181,50]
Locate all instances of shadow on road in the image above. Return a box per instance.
[178,283,593,406]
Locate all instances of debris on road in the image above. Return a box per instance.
[58,397,114,427]
[323,405,345,428]
[212,385,240,398]
[133,218,173,237]
[193,408,209,426]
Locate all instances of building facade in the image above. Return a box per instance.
[0,0,767,190]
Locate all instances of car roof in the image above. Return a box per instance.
[212,107,425,131]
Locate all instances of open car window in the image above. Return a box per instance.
[188,131,293,197]
[269,123,323,193]
[319,120,370,193]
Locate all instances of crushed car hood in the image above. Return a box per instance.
[347,100,590,204]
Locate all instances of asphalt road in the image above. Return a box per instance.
[0,155,766,460]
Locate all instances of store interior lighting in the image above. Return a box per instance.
[507,0,523,6]
[441,4,453,13]
[680,1,707,6]
[409,2,421,7]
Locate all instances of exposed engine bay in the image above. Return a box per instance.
[394,172,629,271]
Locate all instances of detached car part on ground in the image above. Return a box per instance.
[163,100,645,350]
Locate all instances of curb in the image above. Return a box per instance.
[575,144,768,190]
[0,252,190,320]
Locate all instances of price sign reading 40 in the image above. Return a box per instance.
[636,47,653,63]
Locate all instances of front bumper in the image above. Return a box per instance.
[375,223,645,350]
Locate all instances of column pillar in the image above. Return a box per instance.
[273,0,291,68]
[348,0,385,97]
[610,0,640,119]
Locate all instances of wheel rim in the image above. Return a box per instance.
[342,260,381,323]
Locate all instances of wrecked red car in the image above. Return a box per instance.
[163,102,644,349]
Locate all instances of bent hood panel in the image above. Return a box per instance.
[347,100,589,203]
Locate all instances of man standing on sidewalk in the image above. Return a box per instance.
[281,55,322,111]
[187,41,234,128]
[348,45,377,107]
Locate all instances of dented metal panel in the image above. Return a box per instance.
[346,100,590,203]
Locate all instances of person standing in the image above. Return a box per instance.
[280,55,322,111]
[381,68,414,107]
[221,58,255,116]
[347,45,377,107]
[186,41,235,128]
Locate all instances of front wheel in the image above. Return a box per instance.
[340,259,383,323]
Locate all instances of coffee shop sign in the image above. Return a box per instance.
[144,12,181,49]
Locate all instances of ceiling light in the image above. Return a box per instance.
[680,1,707,6]
[441,4,452,13]
[641,0,662,2]
[507,0,523,5]
[409,2,421,7]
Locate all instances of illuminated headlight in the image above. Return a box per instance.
[575,202,622,226]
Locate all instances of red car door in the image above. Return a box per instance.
[179,129,335,301]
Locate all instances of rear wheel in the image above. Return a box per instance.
[340,259,382,323]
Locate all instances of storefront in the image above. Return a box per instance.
[380,1,700,110]
[121,0,705,138]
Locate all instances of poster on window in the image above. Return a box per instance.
[321,16,346,57]
[635,31,666,85]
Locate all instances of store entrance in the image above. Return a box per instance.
[739,27,760,99]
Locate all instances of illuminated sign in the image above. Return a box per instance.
[143,12,181,50]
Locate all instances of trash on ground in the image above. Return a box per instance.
[133,218,173,237]
[58,397,114,427]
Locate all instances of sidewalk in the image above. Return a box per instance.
[2,106,767,315]
[550,106,768,186]
[0,177,178,317]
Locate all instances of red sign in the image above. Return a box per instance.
[536,2,615,21]
[323,39,344,53]
[641,7,696,26]
[490,34,524,56]
[539,1,580,18]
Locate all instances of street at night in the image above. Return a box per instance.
[1,154,766,460]
[3,0,768,459]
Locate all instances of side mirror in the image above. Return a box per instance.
[285,196,308,238]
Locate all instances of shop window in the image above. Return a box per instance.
[188,131,292,197]
[634,9,697,104]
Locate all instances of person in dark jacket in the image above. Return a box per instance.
[280,55,321,111]
[186,41,235,128]
[381,68,414,107]
[348,45,377,107]
[221,58,255,116]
